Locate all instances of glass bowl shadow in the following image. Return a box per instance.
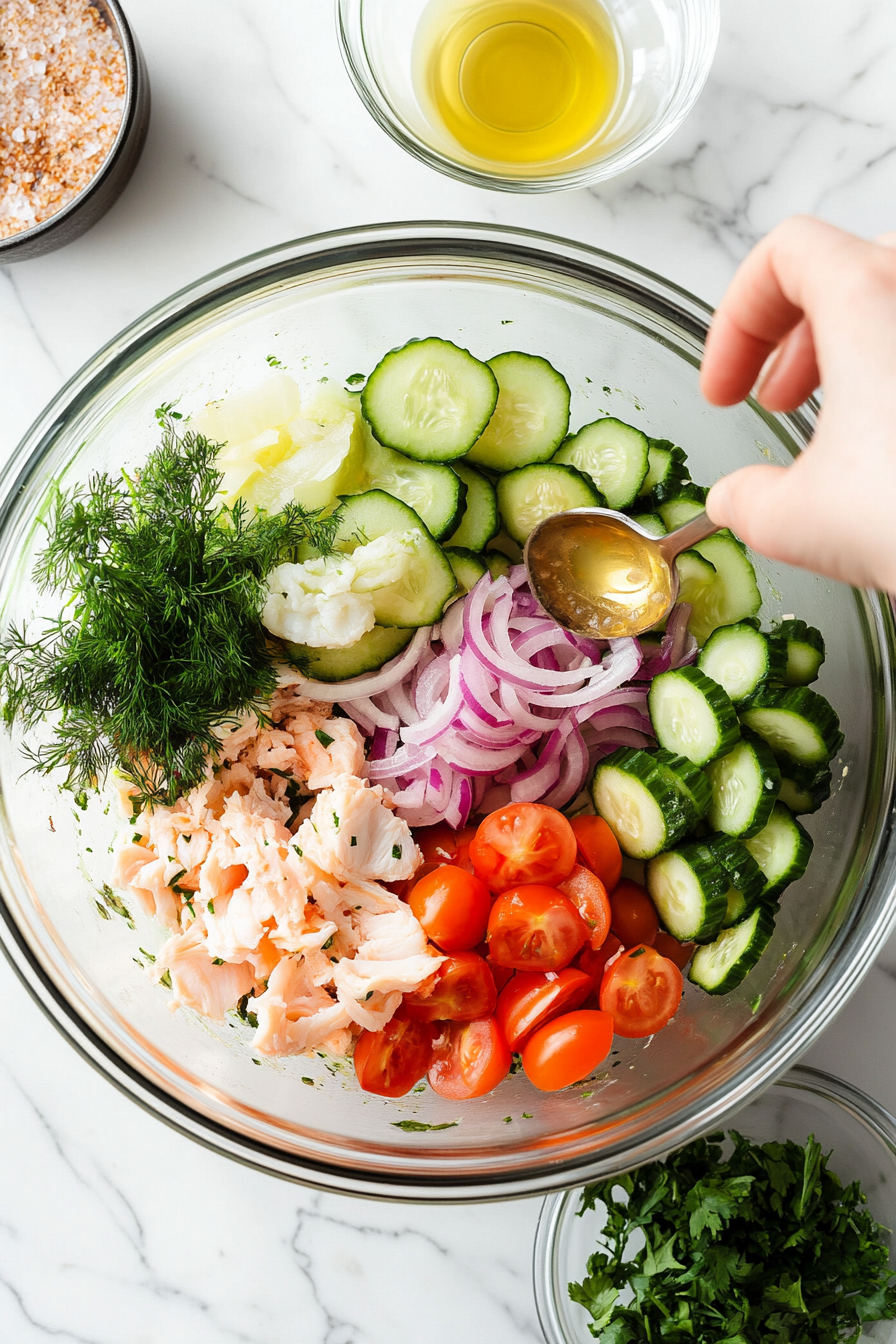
[336,0,720,192]
[0,0,150,263]
[534,1065,896,1344]
[0,222,894,1202]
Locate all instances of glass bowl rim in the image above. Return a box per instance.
[532,1063,896,1344]
[335,0,722,193]
[0,220,894,1202]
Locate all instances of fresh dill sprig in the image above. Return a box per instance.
[0,414,341,808]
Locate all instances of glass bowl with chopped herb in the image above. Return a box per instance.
[0,224,894,1201]
[534,1065,896,1343]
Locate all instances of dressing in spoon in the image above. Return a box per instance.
[524,507,720,639]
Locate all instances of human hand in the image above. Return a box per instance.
[700,216,896,593]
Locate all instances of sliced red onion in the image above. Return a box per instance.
[541,727,590,809]
[401,657,463,747]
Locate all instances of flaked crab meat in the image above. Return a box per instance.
[116,697,438,1058]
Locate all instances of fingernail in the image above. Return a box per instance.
[754,346,783,401]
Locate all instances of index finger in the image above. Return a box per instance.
[699,216,874,406]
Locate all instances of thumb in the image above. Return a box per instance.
[706,464,803,566]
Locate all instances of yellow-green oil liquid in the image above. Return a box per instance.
[414,0,620,168]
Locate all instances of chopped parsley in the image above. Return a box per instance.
[332,812,339,829]
[138,947,155,963]
[236,994,259,1030]
[350,836,357,847]
[315,728,335,749]
[390,1120,459,1132]
[391,844,402,860]
[160,968,172,989]
[301,1076,314,1087]
[207,899,215,915]
[212,957,224,966]
[265,354,284,367]
[97,883,134,929]
[570,1131,896,1343]
[322,936,334,951]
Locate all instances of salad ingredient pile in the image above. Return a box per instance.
[570,1131,896,1343]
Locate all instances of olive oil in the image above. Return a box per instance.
[527,513,673,639]
[414,0,620,169]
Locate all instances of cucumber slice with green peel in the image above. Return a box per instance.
[705,834,766,928]
[362,338,498,462]
[445,462,499,550]
[739,686,843,765]
[590,748,693,860]
[482,549,513,579]
[698,623,787,703]
[638,439,690,505]
[654,749,712,820]
[657,485,708,531]
[778,775,829,815]
[444,546,487,595]
[704,732,781,837]
[333,490,456,627]
[777,759,832,815]
[629,512,668,538]
[465,351,571,471]
[681,534,762,646]
[774,618,825,686]
[283,625,414,683]
[646,842,728,944]
[743,803,813,899]
[496,463,601,546]
[361,433,466,539]
[648,665,741,767]
[689,904,777,994]
[552,418,649,510]
[675,550,717,626]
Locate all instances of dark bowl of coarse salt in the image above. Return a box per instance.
[0,0,150,262]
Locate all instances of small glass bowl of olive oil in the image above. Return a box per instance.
[337,0,719,191]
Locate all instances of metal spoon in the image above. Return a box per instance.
[524,507,720,639]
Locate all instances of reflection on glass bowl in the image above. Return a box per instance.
[533,1065,896,1344]
[0,223,895,1202]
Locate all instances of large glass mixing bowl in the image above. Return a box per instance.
[0,223,893,1202]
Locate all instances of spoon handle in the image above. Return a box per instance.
[656,509,720,563]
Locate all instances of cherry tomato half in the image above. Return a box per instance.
[496,967,592,1050]
[415,823,477,873]
[571,815,623,892]
[487,884,589,971]
[600,944,683,1038]
[408,864,492,952]
[428,1015,512,1100]
[576,934,623,995]
[653,931,696,971]
[609,879,659,948]
[471,803,577,893]
[558,864,611,951]
[402,952,497,1022]
[521,1008,615,1092]
[353,1018,436,1097]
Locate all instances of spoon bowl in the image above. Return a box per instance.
[524,506,719,638]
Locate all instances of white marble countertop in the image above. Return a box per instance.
[2,1,896,1339]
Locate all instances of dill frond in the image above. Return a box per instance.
[0,415,341,807]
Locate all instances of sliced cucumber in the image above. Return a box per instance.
[740,687,843,765]
[698,623,786,703]
[590,748,693,860]
[654,749,712,821]
[689,904,776,995]
[776,756,833,815]
[361,433,466,539]
[444,546,487,595]
[705,834,767,928]
[743,803,813,899]
[657,485,708,531]
[675,550,717,626]
[465,351,570,471]
[482,549,513,579]
[284,625,414,683]
[552,418,649,510]
[638,439,690,505]
[648,666,741,767]
[496,463,601,546]
[704,732,781,837]
[681,534,762,646]
[646,842,728,944]
[775,618,825,686]
[334,490,456,627]
[362,338,498,462]
[445,462,499,550]
[629,512,668,538]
